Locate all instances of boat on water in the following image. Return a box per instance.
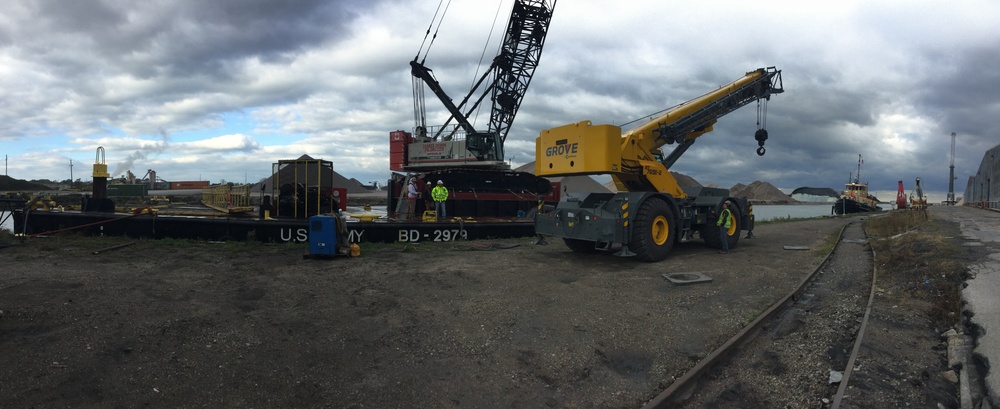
[833,154,882,215]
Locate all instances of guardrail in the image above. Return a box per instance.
[201,184,253,213]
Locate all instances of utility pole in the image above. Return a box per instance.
[947,132,956,205]
[69,159,74,187]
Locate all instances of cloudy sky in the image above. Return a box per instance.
[2,0,998,202]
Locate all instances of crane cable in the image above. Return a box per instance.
[468,0,508,129]
[416,0,453,63]
[756,97,768,130]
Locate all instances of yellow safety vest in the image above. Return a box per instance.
[717,208,732,228]
[432,186,449,202]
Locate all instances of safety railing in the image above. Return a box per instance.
[201,184,253,214]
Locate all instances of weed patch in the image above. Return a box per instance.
[865,212,965,328]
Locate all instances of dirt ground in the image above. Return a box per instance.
[0,213,964,408]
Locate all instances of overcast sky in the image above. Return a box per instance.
[2,0,998,202]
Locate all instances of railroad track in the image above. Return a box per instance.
[643,220,878,408]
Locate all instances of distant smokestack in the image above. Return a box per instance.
[947,132,956,205]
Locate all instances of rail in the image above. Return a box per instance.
[642,222,855,408]
[831,245,879,408]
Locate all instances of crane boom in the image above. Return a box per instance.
[536,67,782,197]
[489,0,555,145]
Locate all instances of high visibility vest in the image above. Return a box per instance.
[717,208,732,228]
[432,186,449,202]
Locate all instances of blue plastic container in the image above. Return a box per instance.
[308,215,338,256]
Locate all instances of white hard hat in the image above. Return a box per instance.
[437,180,444,184]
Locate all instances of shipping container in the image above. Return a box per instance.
[170,181,211,190]
[107,184,148,197]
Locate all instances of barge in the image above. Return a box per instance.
[12,208,534,244]
[9,152,540,244]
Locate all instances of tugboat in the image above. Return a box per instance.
[833,154,882,215]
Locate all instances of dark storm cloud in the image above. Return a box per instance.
[0,0,391,140]
[917,46,1000,140]
[3,0,999,196]
[24,0,366,78]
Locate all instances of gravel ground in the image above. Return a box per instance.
[0,213,964,408]
[678,221,879,408]
[673,211,971,409]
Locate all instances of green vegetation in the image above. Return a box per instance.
[863,210,928,237]
[864,210,965,326]
[814,231,841,259]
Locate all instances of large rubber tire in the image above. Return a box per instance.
[563,238,598,253]
[701,201,742,250]
[629,199,676,262]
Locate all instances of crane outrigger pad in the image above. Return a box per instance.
[662,272,713,285]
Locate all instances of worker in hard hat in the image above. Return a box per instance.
[431,180,449,221]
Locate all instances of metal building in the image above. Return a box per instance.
[964,143,1000,209]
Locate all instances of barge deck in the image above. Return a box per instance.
[13,209,535,244]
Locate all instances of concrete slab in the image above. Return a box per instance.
[783,245,810,250]
[662,272,713,285]
[964,252,1000,406]
[942,206,1000,406]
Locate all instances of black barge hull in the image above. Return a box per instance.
[832,198,881,215]
[13,210,535,244]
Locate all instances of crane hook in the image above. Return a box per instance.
[754,129,768,156]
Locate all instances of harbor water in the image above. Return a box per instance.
[752,204,838,222]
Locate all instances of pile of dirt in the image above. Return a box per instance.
[731,180,797,204]
[0,175,50,191]
[581,173,795,205]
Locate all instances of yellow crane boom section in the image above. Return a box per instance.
[535,68,773,199]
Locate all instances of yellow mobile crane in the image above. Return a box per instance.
[534,67,783,261]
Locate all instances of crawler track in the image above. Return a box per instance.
[645,221,877,408]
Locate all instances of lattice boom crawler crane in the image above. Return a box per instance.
[534,67,783,261]
[389,0,558,218]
